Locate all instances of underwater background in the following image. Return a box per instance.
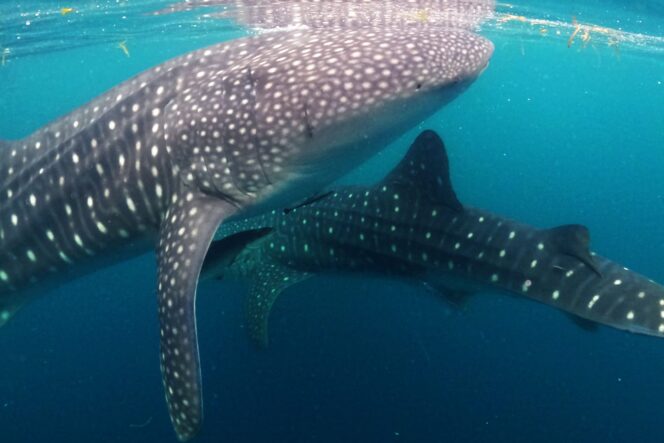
[0,0,662,442]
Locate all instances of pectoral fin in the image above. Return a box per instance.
[246,261,311,348]
[156,192,236,441]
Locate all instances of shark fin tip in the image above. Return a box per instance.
[380,130,463,212]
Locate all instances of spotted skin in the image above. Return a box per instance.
[205,131,664,347]
[153,0,495,31]
[0,30,492,440]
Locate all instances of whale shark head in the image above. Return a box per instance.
[165,28,493,214]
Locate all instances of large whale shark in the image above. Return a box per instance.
[203,130,664,347]
[0,30,492,439]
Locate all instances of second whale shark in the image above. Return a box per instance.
[203,131,664,347]
[0,29,492,439]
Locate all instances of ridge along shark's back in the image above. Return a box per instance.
[0,29,493,440]
[203,130,664,351]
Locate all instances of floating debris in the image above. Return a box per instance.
[567,17,581,47]
[495,11,649,55]
[118,40,130,57]
[1,48,10,66]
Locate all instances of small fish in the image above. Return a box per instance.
[60,7,75,16]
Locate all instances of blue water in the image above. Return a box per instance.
[0,1,663,442]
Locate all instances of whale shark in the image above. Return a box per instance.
[0,29,492,439]
[203,130,664,348]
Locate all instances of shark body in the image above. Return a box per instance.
[0,30,492,439]
[204,131,664,347]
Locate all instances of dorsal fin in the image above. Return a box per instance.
[546,224,601,277]
[380,130,462,211]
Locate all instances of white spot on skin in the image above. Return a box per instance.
[29,194,37,206]
[96,221,108,234]
[108,120,116,130]
[552,290,560,300]
[126,197,136,212]
[638,291,645,298]
[530,260,538,268]
[614,279,622,285]
[0,270,8,282]
[626,311,635,320]
[588,294,600,309]
[509,231,516,239]
[537,243,544,250]
[521,279,532,292]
